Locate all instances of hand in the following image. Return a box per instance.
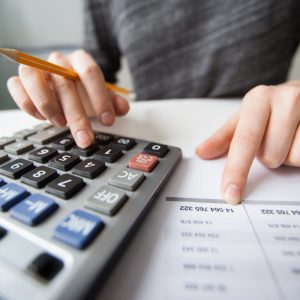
[196,81,300,204]
[7,50,130,148]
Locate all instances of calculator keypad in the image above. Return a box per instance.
[0,121,181,296]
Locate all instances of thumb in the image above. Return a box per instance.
[196,112,239,159]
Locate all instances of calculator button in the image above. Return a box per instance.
[10,194,58,226]
[54,209,104,249]
[71,144,98,157]
[4,141,34,155]
[28,127,69,145]
[49,153,80,171]
[73,158,106,179]
[33,122,53,131]
[21,166,58,188]
[128,152,158,172]
[0,151,9,164]
[109,168,144,191]
[0,183,30,211]
[46,174,85,199]
[27,252,63,281]
[112,137,136,151]
[94,147,122,163]
[0,137,15,149]
[13,129,36,140]
[85,185,127,216]
[0,159,35,179]
[52,137,75,150]
[0,226,7,240]
[94,132,114,146]
[143,143,169,158]
[28,147,58,163]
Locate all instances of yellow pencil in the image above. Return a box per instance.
[0,48,131,97]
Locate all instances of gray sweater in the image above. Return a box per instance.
[84,0,300,100]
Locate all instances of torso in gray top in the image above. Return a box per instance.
[84,0,300,100]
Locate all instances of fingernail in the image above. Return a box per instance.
[224,184,241,205]
[51,114,66,127]
[76,129,91,148]
[99,111,114,126]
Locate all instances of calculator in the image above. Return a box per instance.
[0,123,182,300]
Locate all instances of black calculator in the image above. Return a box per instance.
[0,123,182,300]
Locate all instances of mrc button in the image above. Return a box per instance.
[54,210,104,249]
[143,143,168,158]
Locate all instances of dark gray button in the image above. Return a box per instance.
[27,252,63,281]
[49,153,80,171]
[46,174,85,199]
[0,159,35,179]
[143,143,169,158]
[28,147,58,163]
[52,136,75,150]
[109,168,144,191]
[85,185,127,216]
[21,166,58,188]
[4,141,34,155]
[94,147,122,163]
[112,137,136,151]
[73,158,106,179]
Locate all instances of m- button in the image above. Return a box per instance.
[85,185,127,216]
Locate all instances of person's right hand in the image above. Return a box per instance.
[7,49,130,148]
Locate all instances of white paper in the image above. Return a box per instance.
[98,154,300,300]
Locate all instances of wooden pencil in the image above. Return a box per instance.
[0,48,131,96]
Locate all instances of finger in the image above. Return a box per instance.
[7,76,45,120]
[196,112,239,159]
[222,86,271,204]
[109,92,130,116]
[48,51,94,148]
[257,87,300,168]
[285,123,300,167]
[69,50,115,125]
[18,64,66,126]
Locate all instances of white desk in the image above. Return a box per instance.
[1,99,299,300]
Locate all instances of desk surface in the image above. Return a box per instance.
[0,99,240,157]
[2,99,299,300]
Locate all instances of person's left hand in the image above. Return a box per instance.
[196,81,300,205]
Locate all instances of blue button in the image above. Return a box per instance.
[0,183,29,211]
[10,194,58,226]
[54,210,104,249]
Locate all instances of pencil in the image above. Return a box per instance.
[0,48,132,97]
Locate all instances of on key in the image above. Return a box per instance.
[0,159,34,179]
